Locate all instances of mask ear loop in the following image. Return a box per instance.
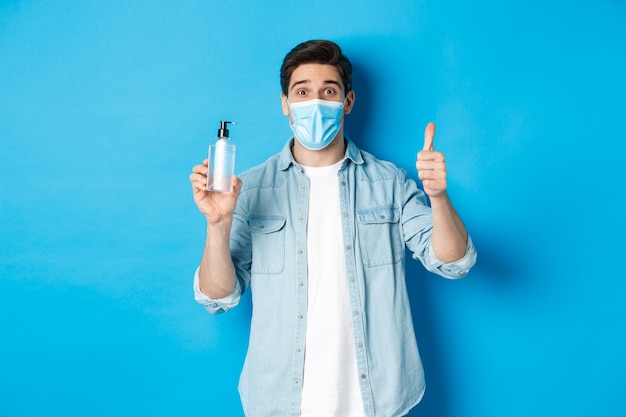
[285,98,295,128]
[342,90,353,109]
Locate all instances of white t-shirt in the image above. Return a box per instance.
[300,161,366,417]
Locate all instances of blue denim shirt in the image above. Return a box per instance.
[194,138,477,417]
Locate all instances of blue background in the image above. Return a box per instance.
[1,0,625,416]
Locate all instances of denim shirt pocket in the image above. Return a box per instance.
[248,215,286,274]
[356,206,403,267]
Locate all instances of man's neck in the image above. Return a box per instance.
[291,134,346,167]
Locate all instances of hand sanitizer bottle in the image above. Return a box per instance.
[207,121,236,192]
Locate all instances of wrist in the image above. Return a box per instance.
[206,215,233,233]
[428,191,450,206]
[205,211,234,225]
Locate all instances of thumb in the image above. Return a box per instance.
[423,122,436,151]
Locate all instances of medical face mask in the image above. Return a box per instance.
[288,99,345,151]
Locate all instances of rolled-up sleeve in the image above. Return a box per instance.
[423,235,477,279]
[193,267,242,314]
[401,174,477,279]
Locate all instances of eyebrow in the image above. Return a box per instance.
[290,79,342,91]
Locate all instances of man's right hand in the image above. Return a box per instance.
[189,159,242,224]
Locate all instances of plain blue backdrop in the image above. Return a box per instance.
[1,0,625,416]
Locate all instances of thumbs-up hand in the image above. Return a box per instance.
[416,122,447,198]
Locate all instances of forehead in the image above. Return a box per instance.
[289,63,342,89]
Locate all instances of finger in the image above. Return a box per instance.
[192,163,208,175]
[229,176,243,196]
[423,122,436,151]
[189,171,207,187]
[191,180,207,192]
[418,167,446,181]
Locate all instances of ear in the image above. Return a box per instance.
[281,93,290,116]
[343,90,355,115]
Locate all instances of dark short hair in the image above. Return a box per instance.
[280,40,353,96]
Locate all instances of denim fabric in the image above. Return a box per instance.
[194,138,477,417]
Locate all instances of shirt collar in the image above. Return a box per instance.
[278,137,364,171]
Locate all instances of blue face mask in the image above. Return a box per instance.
[288,99,345,150]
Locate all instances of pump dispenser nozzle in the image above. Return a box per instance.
[218,121,236,139]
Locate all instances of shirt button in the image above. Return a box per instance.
[343,212,348,217]
[341,181,346,186]
[299,281,304,287]
[353,310,359,316]
[361,374,367,379]
[380,215,386,220]
[357,342,363,348]
[299,217,304,222]
[298,249,303,255]
[298,314,304,319]
[349,277,355,283]
[346,245,351,251]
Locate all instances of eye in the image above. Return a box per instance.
[296,89,307,96]
[323,88,336,95]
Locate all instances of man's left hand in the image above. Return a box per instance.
[416,122,448,198]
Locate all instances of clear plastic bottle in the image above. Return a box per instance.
[207,121,236,192]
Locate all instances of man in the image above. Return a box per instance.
[189,40,476,417]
